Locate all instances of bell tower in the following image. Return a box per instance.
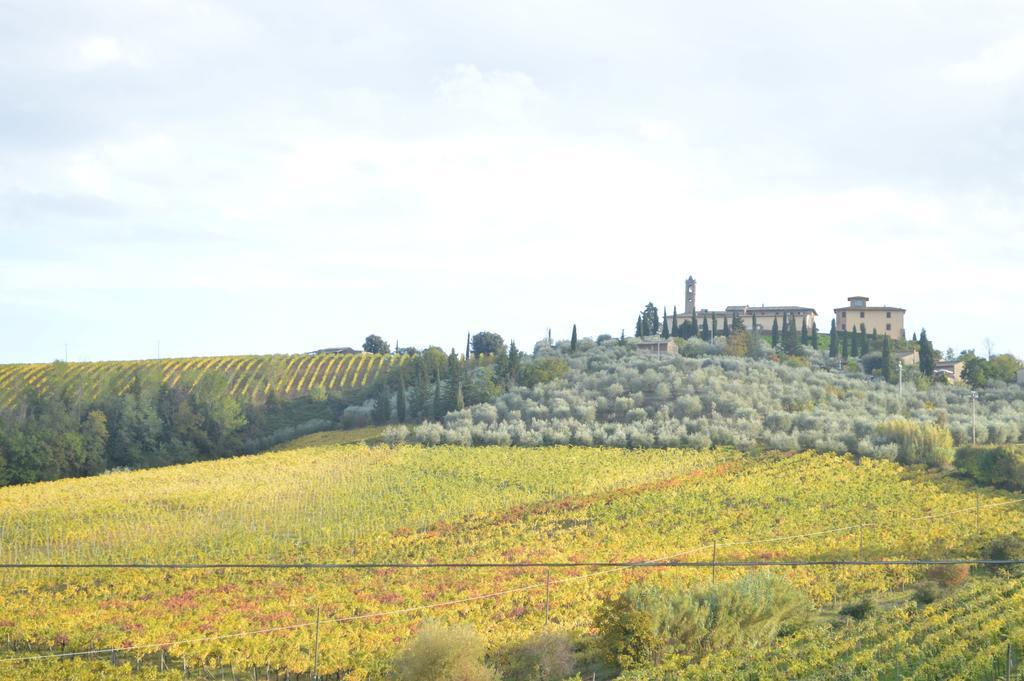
[685,276,696,315]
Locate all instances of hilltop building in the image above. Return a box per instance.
[934,360,965,383]
[834,296,905,340]
[670,277,817,335]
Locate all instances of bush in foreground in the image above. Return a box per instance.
[595,573,808,671]
[392,621,499,681]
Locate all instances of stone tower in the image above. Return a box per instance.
[685,276,696,315]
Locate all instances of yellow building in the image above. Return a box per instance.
[834,296,905,340]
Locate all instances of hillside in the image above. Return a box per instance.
[0,352,405,410]
[1,439,1022,679]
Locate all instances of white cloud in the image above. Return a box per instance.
[436,64,545,127]
[72,35,148,70]
[947,35,1024,84]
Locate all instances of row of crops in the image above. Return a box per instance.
[0,352,409,409]
[1,444,1023,678]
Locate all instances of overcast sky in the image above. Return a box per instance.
[2,1,1022,364]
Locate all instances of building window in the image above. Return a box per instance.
[886,323,891,331]
[886,311,892,318]
[859,311,865,318]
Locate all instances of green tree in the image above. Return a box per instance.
[661,310,670,339]
[571,324,579,352]
[850,327,860,357]
[432,366,444,420]
[829,320,838,358]
[841,330,849,360]
[919,330,935,378]
[801,318,808,345]
[642,303,659,337]
[372,377,392,424]
[471,332,505,357]
[412,358,429,420]
[671,307,679,337]
[635,315,643,338]
[363,335,390,354]
[701,317,710,342]
[882,336,893,382]
[811,321,819,350]
[771,318,780,348]
[396,367,407,422]
[782,315,801,355]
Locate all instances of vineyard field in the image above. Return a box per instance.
[0,352,407,409]
[1,443,1022,678]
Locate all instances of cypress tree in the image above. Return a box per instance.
[396,367,407,422]
[571,324,579,351]
[711,312,718,339]
[465,332,471,361]
[842,330,849,360]
[661,310,669,339]
[751,313,758,339]
[508,340,521,386]
[671,307,679,337]
[782,315,800,355]
[701,317,710,342]
[445,349,461,412]
[372,377,391,424]
[882,336,893,382]
[850,327,859,357]
[919,330,935,377]
[691,309,699,339]
[828,320,838,358]
[811,321,818,350]
[861,324,869,355]
[722,317,730,337]
[635,315,643,337]
[771,318,780,347]
[432,366,443,420]
[801,318,808,345]
[413,357,429,419]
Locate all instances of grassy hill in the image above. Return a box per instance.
[0,352,406,410]
[1,439,1022,679]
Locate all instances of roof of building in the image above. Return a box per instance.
[724,305,818,314]
[834,305,906,312]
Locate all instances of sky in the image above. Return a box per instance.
[2,1,1023,364]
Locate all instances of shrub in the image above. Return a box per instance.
[926,562,970,588]
[954,445,1024,490]
[595,573,808,671]
[982,535,1024,576]
[876,418,954,468]
[501,631,576,681]
[839,597,875,620]
[382,425,409,447]
[392,621,499,681]
[912,581,941,606]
